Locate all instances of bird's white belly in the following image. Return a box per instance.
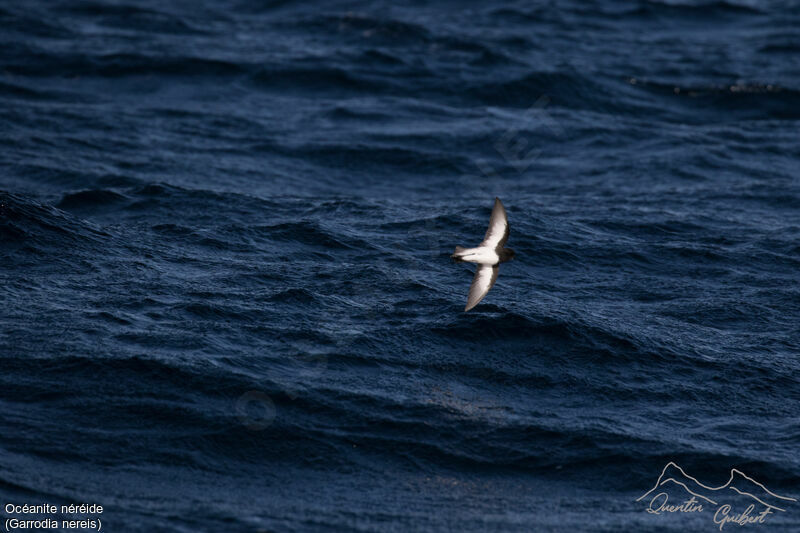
[458,246,499,265]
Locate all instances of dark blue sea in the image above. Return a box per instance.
[1,1,799,531]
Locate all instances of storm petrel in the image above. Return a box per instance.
[451,197,514,311]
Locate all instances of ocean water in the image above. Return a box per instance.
[1,0,799,531]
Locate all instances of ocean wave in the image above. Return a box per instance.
[3,50,246,78]
[628,0,764,17]
[57,189,128,210]
[284,13,432,43]
[0,192,108,248]
[57,1,209,35]
[259,220,373,250]
[631,79,800,119]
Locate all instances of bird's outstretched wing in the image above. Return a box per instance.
[481,197,509,248]
[465,264,499,311]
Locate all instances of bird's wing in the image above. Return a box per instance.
[481,197,509,248]
[465,264,499,311]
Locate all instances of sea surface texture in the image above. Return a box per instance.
[1,0,799,531]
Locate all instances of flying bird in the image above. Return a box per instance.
[451,197,514,311]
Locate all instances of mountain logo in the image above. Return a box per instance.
[637,461,796,530]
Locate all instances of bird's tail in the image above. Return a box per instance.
[451,246,467,261]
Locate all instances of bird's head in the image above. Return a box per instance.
[501,248,515,262]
